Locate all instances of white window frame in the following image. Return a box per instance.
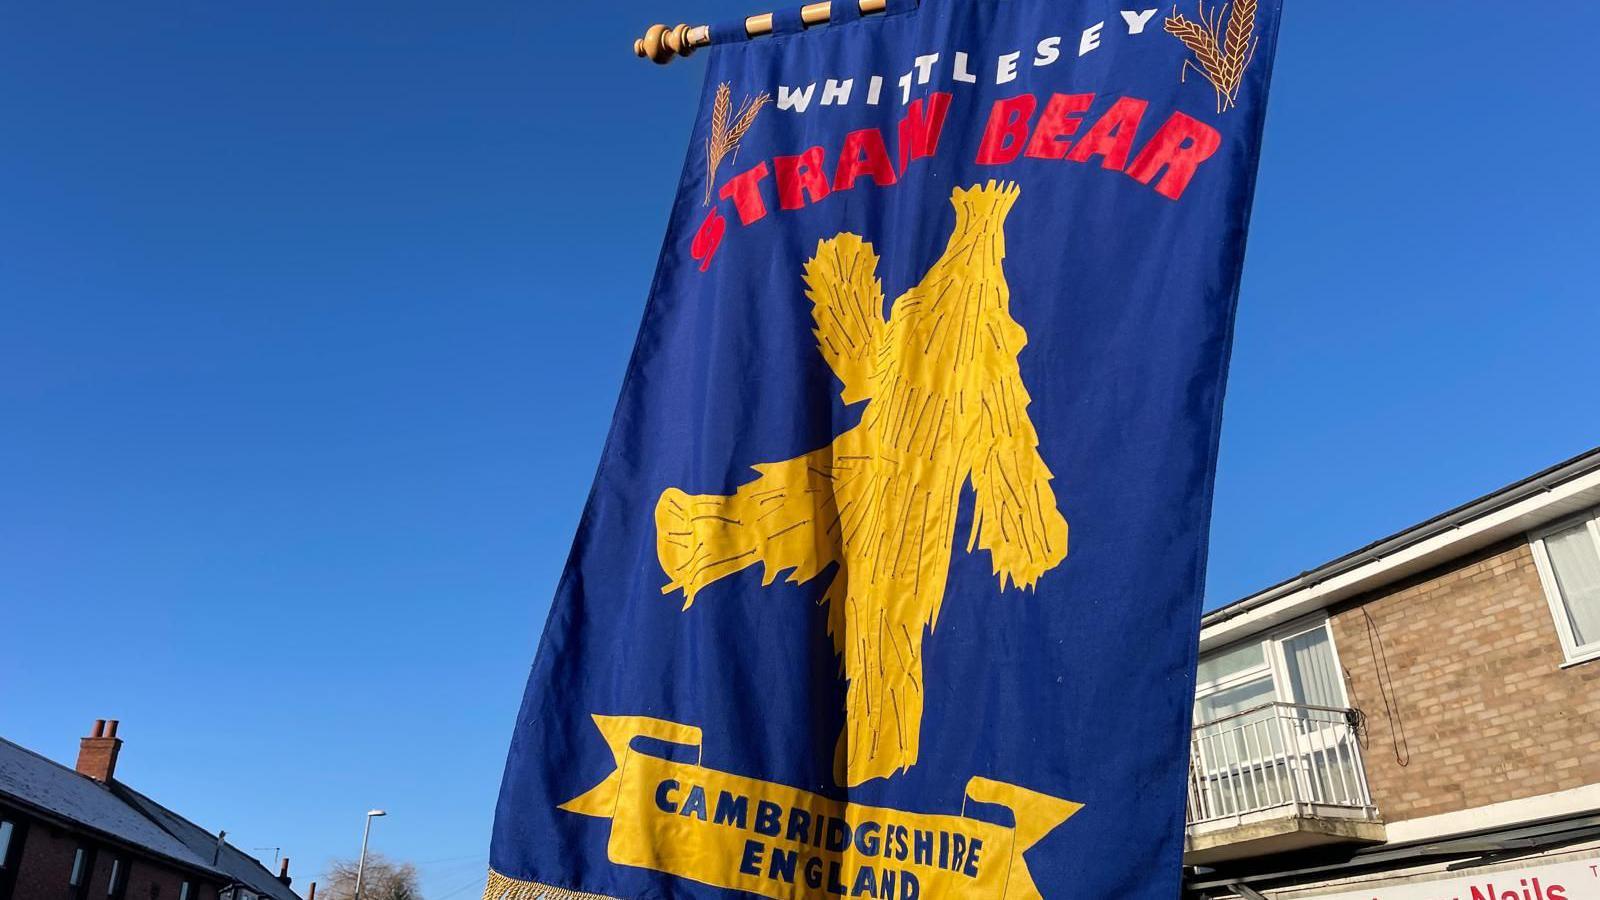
[1193,647,1273,710]
[1529,508,1600,667]
[1269,617,1351,710]
[1194,613,1351,716]
[70,847,87,887]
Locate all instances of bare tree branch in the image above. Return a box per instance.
[317,853,422,900]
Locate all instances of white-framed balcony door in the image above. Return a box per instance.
[1273,621,1368,810]
[1189,616,1365,823]
[1191,639,1287,821]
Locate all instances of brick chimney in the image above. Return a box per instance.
[278,857,292,887]
[76,719,123,783]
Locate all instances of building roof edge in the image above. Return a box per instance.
[1201,446,1600,642]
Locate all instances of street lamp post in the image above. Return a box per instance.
[353,809,386,900]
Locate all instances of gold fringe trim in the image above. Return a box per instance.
[482,869,622,900]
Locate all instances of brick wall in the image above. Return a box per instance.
[7,813,81,900]
[1329,539,1600,822]
[0,805,220,900]
[125,855,216,900]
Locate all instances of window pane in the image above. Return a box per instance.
[71,848,85,885]
[1196,641,1266,686]
[1192,676,1286,817]
[1194,674,1275,724]
[0,821,12,867]
[1547,523,1600,647]
[1282,625,1343,708]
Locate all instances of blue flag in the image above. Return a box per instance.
[488,0,1282,896]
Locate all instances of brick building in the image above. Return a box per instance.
[1183,448,1600,899]
[0,721,305,900]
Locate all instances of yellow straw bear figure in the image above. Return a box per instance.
[656,181,1068,786]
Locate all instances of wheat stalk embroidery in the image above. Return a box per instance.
[1165,0,1257,113]
[704,83,771,205]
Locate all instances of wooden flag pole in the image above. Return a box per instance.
[634,0,889,64]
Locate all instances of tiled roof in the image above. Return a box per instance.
[0,737,220,873]
[118,786,303,900]
[0,736,302,900]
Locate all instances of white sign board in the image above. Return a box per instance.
[1308,857,1600,900]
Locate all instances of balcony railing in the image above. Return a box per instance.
[1186,702,1376,828]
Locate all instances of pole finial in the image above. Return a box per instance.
[634,21,709,64]
[635,23,673,64]
[633,1,892,63]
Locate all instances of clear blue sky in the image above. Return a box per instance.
[2,2,1596,897]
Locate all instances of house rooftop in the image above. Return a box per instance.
[118,784,303,900]
[0,735,219,874]
[0,727,302,900]
[1200,445,1600,651]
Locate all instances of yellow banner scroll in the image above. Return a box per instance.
[558,715,1082,900]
